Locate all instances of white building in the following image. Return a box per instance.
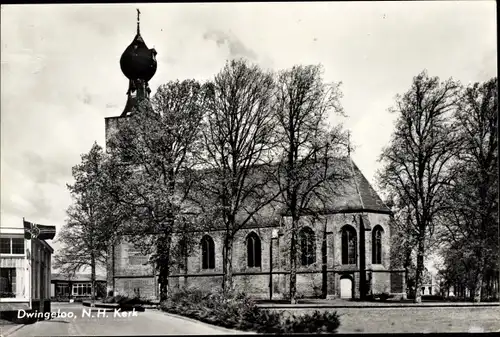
[0,219,55,314]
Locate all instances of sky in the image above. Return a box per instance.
[1,2,497,262]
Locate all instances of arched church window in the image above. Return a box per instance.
[246,232,261,268]
[178,236,187,270]
[299,227,316,266]
[341,226,357,265]
[372,226,383,264]
[201,235,215,270]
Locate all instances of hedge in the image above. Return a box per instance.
[160,288,340,334]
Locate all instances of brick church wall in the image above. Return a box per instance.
[115,277,156,299]
[114,241,154,277]
[371,271,391,294]
[109,212,402,300]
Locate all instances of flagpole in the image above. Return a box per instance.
[24,217,33,311]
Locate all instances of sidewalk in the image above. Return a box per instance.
[256,299,500,309]
[0,322,25,337]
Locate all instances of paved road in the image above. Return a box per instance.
[7,303,244,336]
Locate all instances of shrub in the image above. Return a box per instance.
[370,292,394,301]
[481,296,499,302]
[73,298,86,303]
[421,295,445,301]
[102,296,116,304]
[51,296,71,302]
[160,288,340,334]
[281,310,341,333]
[102,295,156,305]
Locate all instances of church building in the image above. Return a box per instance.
[105,12,406,301]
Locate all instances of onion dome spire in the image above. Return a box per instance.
[120,9,157,116]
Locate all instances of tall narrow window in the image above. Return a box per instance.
[201,235,215,270]
[246,232,261,267]
[299,227,316,266]
[178,237,187,271]
[341,226,357,265]
[372,226,383,264]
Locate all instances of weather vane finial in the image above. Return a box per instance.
[137,8,141,34]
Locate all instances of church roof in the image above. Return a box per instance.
[185,156,392,228]
[118,156,391,235]
[283,157,391,215]
[349,159,391,213]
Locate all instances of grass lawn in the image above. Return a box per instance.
[270,306,500,333]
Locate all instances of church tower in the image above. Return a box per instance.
[105,10,158,297]
[105,9,158,145]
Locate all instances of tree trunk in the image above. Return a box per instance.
[183,233,188,288]
[404,267,409,297]
[473,267,484,303]
[495,274,499,300]
[289,216,299,304]
[485,275,490,300]
[158,233,172,302]
[474,246,485,302]
[321,218,327,299]
[414,238,425,303]
[403,243,413,298]
[91,252,96,307]
[223,233,234,295]
[112,244,116,296]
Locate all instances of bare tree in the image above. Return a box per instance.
[194,59,280,293]
[378,70,460,303]
[106,80,207,301]
[437,77,498,302]
[388,197,419,298]
[274,64,347,304]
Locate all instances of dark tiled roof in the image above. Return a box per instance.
[284,157,391,215]
[191,157,391,221]
[349,160,391,213]
[51,273,106,282]
[120,156,391,235]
